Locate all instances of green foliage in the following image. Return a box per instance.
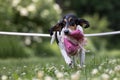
[0,0,62,58]
[34,41,59,57]
[0,0,15,31]
[0,36,30,58]
[11,0,61,33]
[83,14,110,33]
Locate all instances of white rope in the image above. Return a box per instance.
[0,31,50,37]
[0,31,120,37]
[85,31,120,37]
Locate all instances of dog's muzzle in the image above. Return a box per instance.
[64,21,70,35]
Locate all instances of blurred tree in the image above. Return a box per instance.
[12,0,61,33]
[0,0,62,58]
[11,0,62,47]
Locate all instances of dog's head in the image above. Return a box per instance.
[49,14,90,36]
[63,14,90,35]
[62,14,78,35]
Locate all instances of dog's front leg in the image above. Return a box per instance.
[58,42,72,66]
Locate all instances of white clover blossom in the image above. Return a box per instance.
[25,36,31,45]
[1,75,8,80]
[105,69,109,73]
[91,68,98,75]
[12,0,21,7]
[27,4,36,12]
[64,72,69,76]
[37,71,44,79]
[53,4,62,14]
[19,7,29,16]
[21,72,26,76]
[108,69,114,75]
[113,78,118,80]
[53,4,59,11]
[98,66,102,70]
[48,66,56,72]
[40,9,50,18]
[71,71,80,80]
[83,65,86,68]
[100,62,106,66]
[56,71,64,79]
[3,67,6,70]
[108,59,117,64]
[23,65,27,68]
[44,76,53,80]
[114,65,120,72]
[101,73,109,80]
[16,6,29,16]
[18,78,22,80]
[54,70,59,74]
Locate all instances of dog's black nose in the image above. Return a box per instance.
[64,29,69,35]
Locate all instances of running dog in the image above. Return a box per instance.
[49,14,90,68]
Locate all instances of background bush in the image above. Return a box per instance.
[0,0,61,58]
[0,36,30,58]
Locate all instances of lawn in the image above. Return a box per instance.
[0,56,120,80]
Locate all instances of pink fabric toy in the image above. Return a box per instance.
[64,30,84,55]
[69,30,84,41]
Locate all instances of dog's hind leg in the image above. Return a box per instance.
[71,56,77,68]
[79,48,85,68]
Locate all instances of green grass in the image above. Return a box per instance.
[0,56,120,80]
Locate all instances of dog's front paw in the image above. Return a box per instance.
[68,61,74,68]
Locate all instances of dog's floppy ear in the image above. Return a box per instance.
[76,18,90,28]
[49,27,54,36]
[49,20,65,36]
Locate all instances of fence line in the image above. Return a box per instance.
[0,31,120,37]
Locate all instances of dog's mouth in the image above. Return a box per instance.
[64,26,77,35]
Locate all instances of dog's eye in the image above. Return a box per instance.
[69,19,75,26]
[69,19,74,23]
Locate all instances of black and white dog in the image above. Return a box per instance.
[49,14,90,68]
